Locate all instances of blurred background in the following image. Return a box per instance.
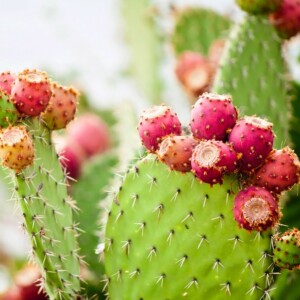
[0,0,299,298]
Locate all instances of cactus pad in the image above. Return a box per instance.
[0,91,19,127]
[104,155,274,299]
[172,8,231,56]
[14,118,80,299]
[213,16,288,148]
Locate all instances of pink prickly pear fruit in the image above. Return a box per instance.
[0,126,34,173]
[157,135,198,172]
[208,39,226,70]
[190,92,238,141]
[251,147,300,193]
[269,0,300,39]
[53,135,85,180]
[191,140,238,185]
[229,116,274,173]
[41,82,78,130]
[66,113,110,158]
[233,186,280,231]
[14,265,48,300]
[0,71,16,94]
[175,51,213,98]
[138,105,181,153]
[11,69,52,117]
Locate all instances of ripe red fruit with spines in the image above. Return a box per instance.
[54,135,85,180]
[41,82,78,130]
[0,126,34,173]
[67,113,110,158]
[11,69,52,117]
[175,51,213,98]
[138,105,182,153]
[191,140,238,185]
[157,135,198,172]
[0,71,16,94]
[233,186,280,231]
[190,92,238,141]
[269,0,300,39]
[251,147,300,193]
[229,116,274,173]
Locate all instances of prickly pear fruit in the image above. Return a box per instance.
[236,0,282,14]
[175,51,212,98]
[269,0,300,39]
[41,82,78,130]
[138,105,181,152]
[191,140,238,185]
[229,116,274,172]
[0,71,16,94]
[67,113,110,158]
[233,186,280,231]
[11,69,52,116]
[53,135,85,180]
[15,265,47,300]
[273,228,300,269]
[190,93,238,141]
[208,39,226,70]
[0,91,19,127]
[0,126,34,173]
[157,135,198,172]
[251,147,300,193]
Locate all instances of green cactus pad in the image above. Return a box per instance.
[213,16,288,148]
[273,228,300,270]
[236,0,282,15]
[104,155,274,299]
[72,153,118,277]
[0,91,18,127]
[172,8,231,56]
[14,118,80,299]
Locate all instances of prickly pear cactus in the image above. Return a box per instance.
[172,8,231,56]
[212,15,288,147]
[104,155,274,299]
[0,91,19,127]
[14,118,81,299]
[72,152,118,277]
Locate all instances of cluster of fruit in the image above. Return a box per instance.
[0,69,78,173]
[138,92,300,232]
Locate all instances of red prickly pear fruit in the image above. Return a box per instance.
[67,113,110,158]
[41,82,78,130]
[0,126,34,173]
[229,116,274,173]
[11,69,52,117]
[0,71,16,94]
[175,51,213,98]
[251,147,300,193]
[190,92,238,141]
[236,0,282,14]
[138,105,182,153]
[191,140,238,185]
[269,0,300,39]
[233,186,280,231]
[14,265,48,300]
[53,135,85,180]
[157,135,198,172]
